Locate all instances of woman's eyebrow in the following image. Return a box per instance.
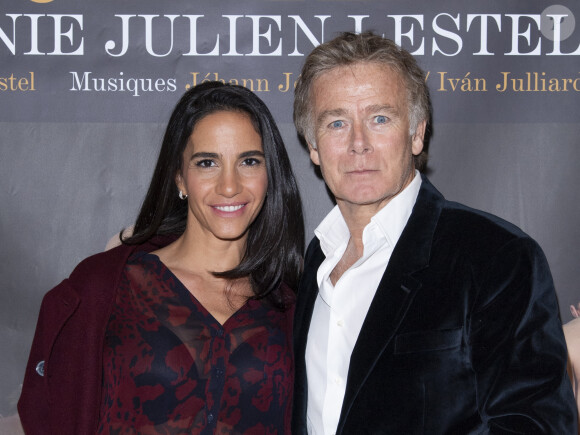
[238,150,265,158]
[190,151,219,160]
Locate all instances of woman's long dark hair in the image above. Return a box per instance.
[124,82,304,308]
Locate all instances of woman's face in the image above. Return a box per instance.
[176,110,268,243]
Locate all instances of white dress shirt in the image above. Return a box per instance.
[305,171,422,435]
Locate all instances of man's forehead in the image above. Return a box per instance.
[311,64,407,117]
[313,62,404,88]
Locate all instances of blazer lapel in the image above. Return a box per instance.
[293,239,325,433]
[294,240,325,355]
[338,176,445,429]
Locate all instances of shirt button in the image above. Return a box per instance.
[208,413,214,423]
[337,319,344,327]
[334,377,341,385]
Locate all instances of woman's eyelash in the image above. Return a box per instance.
[243,158,262,165]
[195,159,215,167]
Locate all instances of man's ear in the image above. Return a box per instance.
[411,120,427,156]
[308,142,320,166]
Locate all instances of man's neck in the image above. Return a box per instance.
[336,201,388,252]
[330,202,385,285]
[335,170,420,253]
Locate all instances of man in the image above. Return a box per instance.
[292,32,577,434]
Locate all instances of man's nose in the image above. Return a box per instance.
[349,121,372,154]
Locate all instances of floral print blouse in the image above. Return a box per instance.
[97,252,294,434]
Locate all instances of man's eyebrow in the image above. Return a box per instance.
[365,104,397,114]
[316,108,347,126]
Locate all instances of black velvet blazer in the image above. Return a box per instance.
[292,176,577,434]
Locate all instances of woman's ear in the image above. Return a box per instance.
[175,172,186,197]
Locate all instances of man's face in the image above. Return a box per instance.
[308,62,425,217]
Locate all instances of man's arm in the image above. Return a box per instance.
[469,237,577,433]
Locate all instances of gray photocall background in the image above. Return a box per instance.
[1,0,579,419]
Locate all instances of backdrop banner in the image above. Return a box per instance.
[1,0,579,418]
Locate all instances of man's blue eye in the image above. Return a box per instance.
[375,115,387,124]
[331,120,343,128]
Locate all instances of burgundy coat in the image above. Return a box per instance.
[18,236,174,434]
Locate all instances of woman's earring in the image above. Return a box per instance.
[179,190,188,200]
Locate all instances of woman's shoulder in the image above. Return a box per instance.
[70,235,178,284]
[69,244,134,285]
[36,245,132,310]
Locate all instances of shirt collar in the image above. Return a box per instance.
[315,170,422,257]
[369,170,422,248]
[314,205,350,258]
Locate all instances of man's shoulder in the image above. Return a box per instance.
[419,176,526,239]
[431,198,546,268]
[441,200,527,238]
[415,177,541,264]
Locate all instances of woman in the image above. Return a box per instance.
[18,82,304,434]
